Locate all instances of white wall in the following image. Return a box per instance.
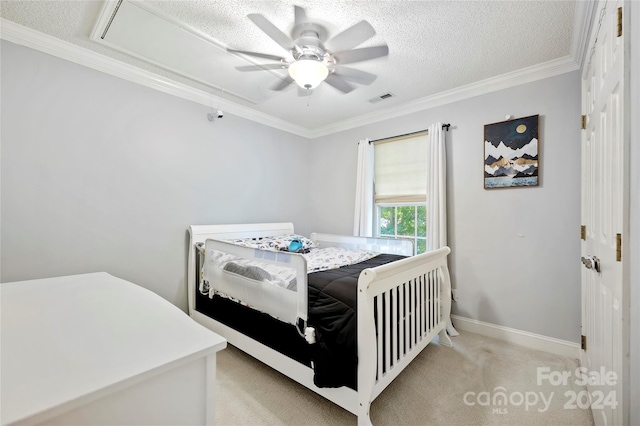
[308,71,582,343]
[1,40,311,310]
[0,39,586,344]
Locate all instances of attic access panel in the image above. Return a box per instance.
[91,0,283,105]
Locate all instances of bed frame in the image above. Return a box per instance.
[187,223,452,425]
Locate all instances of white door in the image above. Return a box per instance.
[581,1,627,425]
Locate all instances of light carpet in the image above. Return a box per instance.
[216,331,596,425]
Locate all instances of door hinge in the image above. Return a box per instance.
[616,233,622,261]
[581,335,587,351]
[617,7,623,37]
[581,115,587,129]
[581,225,586,240]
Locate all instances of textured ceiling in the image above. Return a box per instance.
[1,1,583,134]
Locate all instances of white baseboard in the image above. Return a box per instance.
[450,315,581,359]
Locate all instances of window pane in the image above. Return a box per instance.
[417,205,426,237]
[379,206,395,235]
[396,205,415,236]
[416,239,426,254]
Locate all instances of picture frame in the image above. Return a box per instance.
[484,114,539,189]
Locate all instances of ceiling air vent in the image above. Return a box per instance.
[369,93,395,104]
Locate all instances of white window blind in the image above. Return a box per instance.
[374,132,428,203]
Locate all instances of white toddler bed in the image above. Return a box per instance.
[187,222,452,425]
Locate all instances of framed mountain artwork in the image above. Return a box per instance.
[484,115,539,189]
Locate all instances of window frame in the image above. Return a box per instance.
[375,202,427,255]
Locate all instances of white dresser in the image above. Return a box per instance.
[1,272,227,426]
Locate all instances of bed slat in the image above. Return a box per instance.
[376,295,383,380]
[384,290,391,374]
[392,287,398,366]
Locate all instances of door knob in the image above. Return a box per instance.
[581,256,601,273]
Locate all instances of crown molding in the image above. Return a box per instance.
[0,19,313,138]
[2,1,594,140]
[308,55,581,138]
[572,0,597,70]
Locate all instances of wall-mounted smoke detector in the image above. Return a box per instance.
[368,93,395,104]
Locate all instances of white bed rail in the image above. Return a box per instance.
[311,233,414,256]
[188,223,294,317]
[203,239,308,325]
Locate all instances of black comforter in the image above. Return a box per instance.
[307,253,405,389]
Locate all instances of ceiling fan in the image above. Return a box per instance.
[228,5,389,94]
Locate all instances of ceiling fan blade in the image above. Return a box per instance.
[236,64,288,72]
[324,74,355,93]
[332,67,377,85]
[333,45,389,65]
[271,76,295,91]
[227,49,287,62]
[325,20,376,53]
[248,13,298,53]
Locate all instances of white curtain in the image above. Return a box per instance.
[353,139,374,237]
[426,123,447,250]
[427,122,459,336]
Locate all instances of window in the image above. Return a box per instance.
[377,204,427,254]
[373,132,428,254]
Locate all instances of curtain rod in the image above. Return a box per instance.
[369,123,451,144]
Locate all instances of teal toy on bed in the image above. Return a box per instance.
[288,239,303,253]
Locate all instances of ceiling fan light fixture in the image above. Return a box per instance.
[288,59,329,90]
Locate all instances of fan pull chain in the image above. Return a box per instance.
[306,88,312,107]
